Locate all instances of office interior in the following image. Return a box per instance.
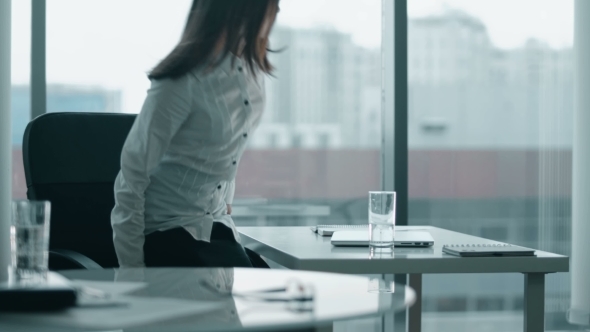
[0,0,589,331]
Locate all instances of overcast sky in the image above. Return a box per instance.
[10,0,574,113]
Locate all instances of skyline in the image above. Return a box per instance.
[409,0,573,49]
[10,0,574,115]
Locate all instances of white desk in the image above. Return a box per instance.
[0,268,415,332]
[239,226,570,332]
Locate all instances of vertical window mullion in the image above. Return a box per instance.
[31,0,46,119]
[382,0,408,226]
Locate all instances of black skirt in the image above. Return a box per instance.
[144,223,268,268]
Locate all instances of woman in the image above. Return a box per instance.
[111,0,280,268]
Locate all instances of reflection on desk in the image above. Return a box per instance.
[330,246,436,259]
[0,268,415,332]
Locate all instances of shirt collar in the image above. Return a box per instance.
[217,53,242,76]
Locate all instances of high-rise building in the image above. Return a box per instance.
[260,26,381,149]
[11,85,122,145]
[409,9,492,85]
[408,9,573,149]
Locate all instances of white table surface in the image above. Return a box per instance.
[239,226,569,274]
[238,225,569,332]
[0,268,415,332]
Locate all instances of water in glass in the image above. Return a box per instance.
[369,192,396,248]
[10,201,51,281]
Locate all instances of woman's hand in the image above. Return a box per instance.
[226,204,232,215]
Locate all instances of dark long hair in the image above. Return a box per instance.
[149,0,279,80]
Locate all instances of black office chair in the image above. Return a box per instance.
[23,112,136,270]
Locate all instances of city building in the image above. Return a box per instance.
[263,26,381,149]
[408,10,573,149]
[11,85,122,145]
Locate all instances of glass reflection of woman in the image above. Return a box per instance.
[111,0,280,268]
[116,268,241,328]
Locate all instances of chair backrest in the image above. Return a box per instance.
[23,112,136,268]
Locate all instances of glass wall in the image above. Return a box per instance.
[9,0,192,198]
[407,0,574,330]
[46,0,191,115]
[16,0,382,224]
[236,0,381,224]
[11,0,31,199]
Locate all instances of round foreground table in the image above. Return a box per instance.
[1,268,415,332]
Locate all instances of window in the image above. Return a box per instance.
[436,297,468,312]
[291,133,303,149]
[9,0,193,198]
[268,133,278,149]
[33,0,381,224]
[408,0,574,330]
[46,0,191,115]
[476,297,505,311]
[11,0,31,199]
[318,133,330,148]
[237,0,381,217]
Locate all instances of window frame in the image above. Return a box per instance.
[382,0,409,226]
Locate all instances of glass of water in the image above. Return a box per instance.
[369,191,396,248]
[368,277,395,293]
[10,200,51,282]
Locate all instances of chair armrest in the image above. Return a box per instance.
[50,249,103,270]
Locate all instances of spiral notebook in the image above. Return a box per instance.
[310,225,368,236]
[442,244,536,257]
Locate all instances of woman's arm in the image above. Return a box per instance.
[111,76,192,268]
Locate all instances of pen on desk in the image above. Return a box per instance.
[78,286,112,300]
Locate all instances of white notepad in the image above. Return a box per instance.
[442,244,536,257]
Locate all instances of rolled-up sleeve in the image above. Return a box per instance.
[224,179,236,205]
[111,76,192,268]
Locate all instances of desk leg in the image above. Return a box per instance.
[383,274,395,332]
[524,273,545,332]
[407,274,422,332]
[390,274,422,332]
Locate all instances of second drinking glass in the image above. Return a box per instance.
[368,191,396,248]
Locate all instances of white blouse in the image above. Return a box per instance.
[111,55,265,267]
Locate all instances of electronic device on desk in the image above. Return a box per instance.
[0,272,77,312]
[442,244,536,257]
[330,230,435,247]
[310,224,368,236]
